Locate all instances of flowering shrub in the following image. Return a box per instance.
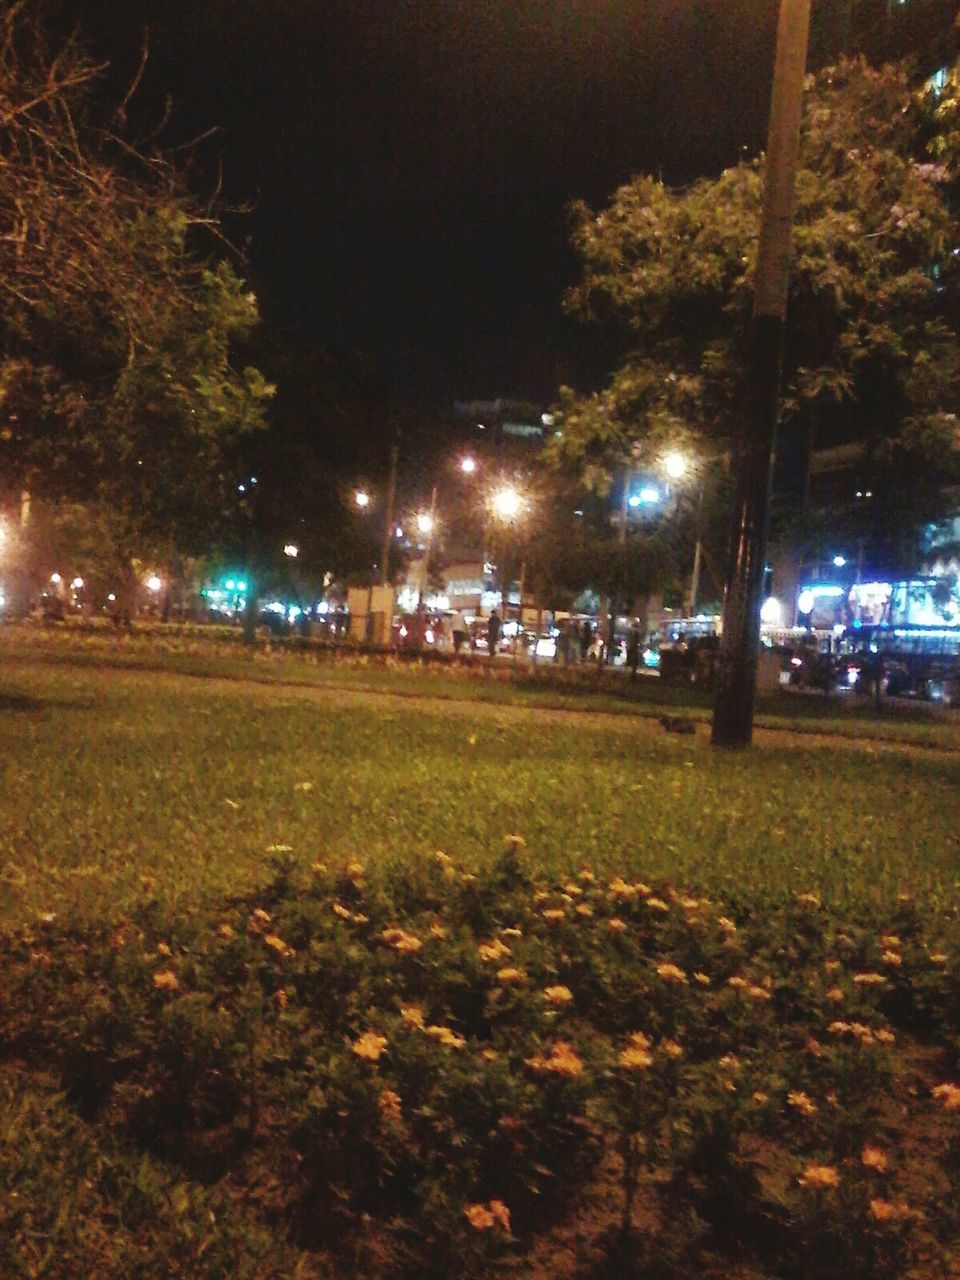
[4,840,960,1276]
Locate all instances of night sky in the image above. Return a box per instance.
[58,1,814,411]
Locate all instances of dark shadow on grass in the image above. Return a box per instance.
[0,692,92,713]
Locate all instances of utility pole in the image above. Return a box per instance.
[711,0,812,748]
[380,442,398,588]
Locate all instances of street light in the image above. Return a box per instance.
[355,489,371,509]
[416,511,434,536]
[283,543,299,559]
[146,575,162,592]
[664,451,688,480]
[460,455,477,475]
[490,485,522,521]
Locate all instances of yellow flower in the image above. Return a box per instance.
[929,951,948,965]
[251,907,272,926]
[875,1027,896,1045]
[717,916,737,934]
[747,985,772,1002]
[263,934,292,957]
[346,860,365,879]
[525,1041,584,1078]
[655,963,687,984]
[578,868,596,884]
[787,1090,817,1117]
[627,1030,652,1049]
[217,922,234,940]
[795,892,821,908]
[879,934,901,949]
[694,971,711,986]
[563,883,583,897]
[489,1199,511,1232]
[543,985,574,1006]
[496,966,526,984]
[379,1089,402,1125]
[425,1025,467,1050]
[153,969,180,991]
[575,903,594,918]
[881,950,902,967]
[353,912,370,926]
[400,1005,425,1029]
[381,927,423,953]
[608,876,637,898]
[932,1082,960,1110]
[479,938,512,963]
[434,850,454,868]
[429,922,447,939]
[503,833,526,850]
[274,988,289,1010]
[660,1038,683,1059]
[156,942,171,957]
[728,976,749,990]
[645,897,669,912]
[464,1203,495,1229]
[827,1021,851,1036]
[618,1046,654,1070]
[824,958,840,974]
[826,986,845,1004]
[798,1164,839,1189]
[542,908,566,922]
[870,1198,909,1222]
[502,927,523,938]
[332,901,352,919]
[608,917,627,933]
[752,1091,769,1105]
[352,1031,388,1062]
[853,972,887,985]
[861,1145,888,1173]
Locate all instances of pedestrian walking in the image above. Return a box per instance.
[579,619,592,663]
[627,618,642,679]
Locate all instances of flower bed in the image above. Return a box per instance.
[4,839,960,1276]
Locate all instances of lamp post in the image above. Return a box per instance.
[712,0,812,748]
[489,484,528,658]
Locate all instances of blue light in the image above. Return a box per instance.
[225,579,236,590]
[832,555,847,568]
[236,580,247,592]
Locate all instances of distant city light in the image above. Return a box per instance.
[146,575,162,592]
[355,489,371,508]
[226,579,236,590]
[71,577,84,590]
[832,555,847,568]
[460,456,477,475]
[798,590,815,614]
[663,451,687,480]
[236,580,247,592]
[760,596,781,625]
[50,572,61,585]
[395,526,404,538]
[107,593,116,602]
[416,511,434,535]
[283,543,299,558]
[639,486,660,504]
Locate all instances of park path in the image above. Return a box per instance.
[102,664,960,763]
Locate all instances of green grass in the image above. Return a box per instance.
[1,629,958,925]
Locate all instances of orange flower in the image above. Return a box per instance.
[861,1145,888,1173]
[870,1198,909,1222]
[351,1031,387,1062]
[479,938,511,963]
[618,1046,654,1070]
[489,1199,511,1232]
[655,963,687,984]
[464,1203,495,1229]
[798,1164,839,1189]
[525,1041,583,1078]
[379,1089,402,1125]
[543,985,574,1006]
[496,966,526,984]
[263,933,293,957]
[787,1090,817,1117]
[153,969,180,991]
[399,1004,425,1029]
[608,917,628,932]
[932,1082,960,1109]
[425,1025,467,1050]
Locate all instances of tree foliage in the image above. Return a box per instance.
[554,56,960,576]
[0,2,272,580]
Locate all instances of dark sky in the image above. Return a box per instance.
[60,0,816,410]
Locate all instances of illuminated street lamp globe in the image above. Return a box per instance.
[460,455,477,475]
[491,485,522,521]
[146,575,162,593]
[354,489,371,509]
[663,451,688,480]
[283,543,299,558]
[416,511,434,536]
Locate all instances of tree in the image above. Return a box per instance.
[0,4,271,609]
[554,55,960,583]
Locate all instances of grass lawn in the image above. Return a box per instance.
[3,631,960,1277]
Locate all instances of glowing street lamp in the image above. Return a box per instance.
[460,455,477,475]
[663,450,688,480]
[71,577,84,590]
[283,543,299,559]
[491,485,523,521]
[354,489,371,509]
[416,511,434,536]
[50,572,62,585]
[146,575,162,592]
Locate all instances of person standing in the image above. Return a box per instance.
[487,608,502,655]
[579,619,592,663]
[627,618,642,679]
